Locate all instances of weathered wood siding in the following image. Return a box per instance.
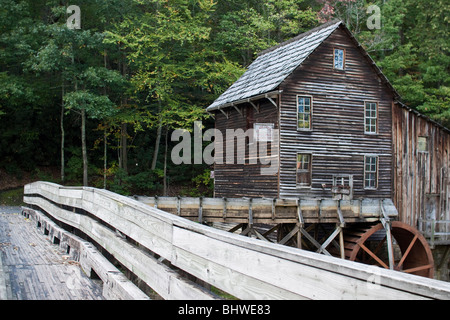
[392,104,450,229]
[213,99,279,198]
[278,26,393,199]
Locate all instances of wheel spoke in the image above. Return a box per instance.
[343,222,434,278]
[372,236,387,257]
[397,234,418,270]
[361,237,386,265]
[359,242,389,269]
[403,264,433,274]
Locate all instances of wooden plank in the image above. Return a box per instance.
[23,197,217,300]
[171,226,426,300]
[0,210,105,300]
[23,182,450,300]
[392,103,450,229]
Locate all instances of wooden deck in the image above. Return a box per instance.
[134,196,398,224]
[0,206,104,300]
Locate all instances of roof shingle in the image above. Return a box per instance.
[207,20,342,111]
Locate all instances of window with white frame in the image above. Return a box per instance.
[365,102,378,134]
[297,153,312,187]
[297,96,312,130]
[334,48,345,70]
[364,156,378,189]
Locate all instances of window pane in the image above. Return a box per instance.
[298,96,312,130]
[365,102,377,133]
[364,156,378,188]
[297,154,311,186]
[365,173,375,188]
[334,49,344,70]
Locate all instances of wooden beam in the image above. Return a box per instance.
[198,197,203,223]
[279,225,300,245]
[271,198,276,221]
[228,223,244,233]
[223,197,227,219]
[233,105,243,117]
[297,199,304,227]
[249,101,260,113]
[380,200,394,270]
[299,227,332,256]
[248,198,253,225]
[337,201,345,227]
[219,108,228,119]
[266,95,277,108]
[339,229,345,259]
[317,226,341,255]
[177,196,181,216]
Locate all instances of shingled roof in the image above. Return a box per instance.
[207,20,343,112]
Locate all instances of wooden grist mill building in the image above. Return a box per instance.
[204,20,450,280]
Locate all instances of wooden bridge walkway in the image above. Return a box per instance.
[0,206,104,300]
[20,182,450,300]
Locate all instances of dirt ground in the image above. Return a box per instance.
[0,167,59,192]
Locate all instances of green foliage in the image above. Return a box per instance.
[65,152,83,183]
[64,90,116,119]
[0,188,25,206]
[319,0,450,126]
[108,168,162,196]
[214,0,318,66]
[192,169,214,196]
[0,0,448,193]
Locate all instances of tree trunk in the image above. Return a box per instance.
[60,79,65,183]
[120,122,128,173]
[151,99,163,170]
[81,108,88,186]
[104,127,107,189]
[151,120,162,170]
[119,54,129,174]
[163,126,169,196]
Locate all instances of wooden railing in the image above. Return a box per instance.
[419,218,450,247]
[23,181,450,300]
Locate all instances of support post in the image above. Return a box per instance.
[198,197,203,224]
[339,228,345,259]
[223,197,227,219]
[380,200,394,270]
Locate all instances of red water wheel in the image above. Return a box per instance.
[342,221,434,278]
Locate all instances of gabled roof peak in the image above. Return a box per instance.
[207,20,342,112]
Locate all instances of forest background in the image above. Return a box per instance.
[0,0,448,199]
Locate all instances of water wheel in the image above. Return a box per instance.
[341,221,434,278]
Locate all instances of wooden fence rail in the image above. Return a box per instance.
[23,181,450,300]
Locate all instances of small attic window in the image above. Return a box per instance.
[334,48,345,70]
